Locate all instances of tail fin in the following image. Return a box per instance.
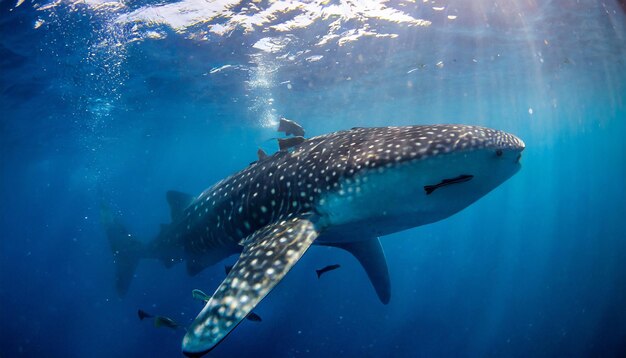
[316,269,322,279]
[101,204,143,296]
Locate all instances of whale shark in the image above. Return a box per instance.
[102,124,524,356]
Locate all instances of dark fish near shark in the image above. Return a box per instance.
[192,289,211,302]
[424,174,474,195]
[245,312,262,322]
[224,265,233,275]
[277,136,305,151]
[137,309,183,330]
[232,261,340,279]
[102,123,524,356]
[154,316,182,330]
[278,117,305,137]
[316,264,341,278]
[252,119,303,165]
[138,309,153,320]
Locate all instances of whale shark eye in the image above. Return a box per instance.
[495,149,503,157]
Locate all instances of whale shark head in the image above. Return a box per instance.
[316,125,525,238]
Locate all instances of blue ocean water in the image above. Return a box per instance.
[1,0,626,357]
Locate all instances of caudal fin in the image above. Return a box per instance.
[101,204,143,296]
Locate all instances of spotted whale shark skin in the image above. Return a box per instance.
[104,124,524,356]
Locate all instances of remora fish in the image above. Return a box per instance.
[245,312,262,322]
[224,265,233,275]
[102,124,524,356]
[424,174,474,195]
[277,117,305,137]
[137,310,183,330]
[192,289,211,302]
[316,264,341,278]
[277,136,305,151]
[137,309,153,320]
[154,316,182,330]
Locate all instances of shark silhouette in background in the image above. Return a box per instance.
[102,120,524,356]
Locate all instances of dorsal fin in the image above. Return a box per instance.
[166,190,195,221]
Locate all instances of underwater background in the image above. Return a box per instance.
[1,0,625,357]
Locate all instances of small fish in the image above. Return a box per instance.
[138,309,184,330]
[277,118,305,137]
[316,264,341,278]
[278,136,305,151]
[257,148,268,160]
[137,309,153,321]
[154,316,182,330]
[424,174,474,195]
[246,312,262,322]
[224,264,233,275]
[192,289,210,302]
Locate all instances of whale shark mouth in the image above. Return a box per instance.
[423,174,474,195]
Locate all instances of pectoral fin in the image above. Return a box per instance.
[182,215,319,356]
[322,238,391,304]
